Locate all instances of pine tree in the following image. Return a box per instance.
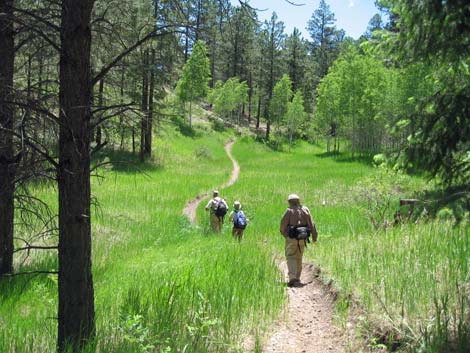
[306,0,342,79]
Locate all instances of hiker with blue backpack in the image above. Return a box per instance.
[229,201,248,240]
[204,190,228,232]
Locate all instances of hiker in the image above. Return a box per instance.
[204,190,228,232]
[280,194,318,287]
[229,201,248,241]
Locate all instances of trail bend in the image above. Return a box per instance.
[182,140,239,223]
[182,140,360,352]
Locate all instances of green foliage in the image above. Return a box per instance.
[176,40,211,103]
[176,40,211,126]
[2,129,470,353]
[194,145,213,160]
[211,119,225,132]
[378,0,470,191]
[306,0,344,78]
[352,166,417,229]
[0,131,283,353]
[269,74,293,132]
[208,78,248,121]
[381,0,470,63]
[286,90,307,146]
[170,115,197,137]
[402,63,470,187]
[316,46,391,156]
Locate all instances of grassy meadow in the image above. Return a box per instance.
[1,125,469,352]
[222,138,470,352]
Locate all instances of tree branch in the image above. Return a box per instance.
[14,246,58,253]
[92,25,184,86]
[3,271,58,277]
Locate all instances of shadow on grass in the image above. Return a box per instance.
[413,185,470,223]
[0,255,57,302]
[314,151,374,165]
[92,148,163,174]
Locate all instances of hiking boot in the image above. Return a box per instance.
[287,279,298,287]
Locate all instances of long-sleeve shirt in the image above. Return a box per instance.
[280,205,318,240]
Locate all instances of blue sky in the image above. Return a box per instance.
[230,0,380,39]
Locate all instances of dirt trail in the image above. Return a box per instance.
[258,262,352,353]
[183,140,356,353]
[182,140,239,223]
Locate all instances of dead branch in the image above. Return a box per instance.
[14,246,58,253]
[4,271,58,277]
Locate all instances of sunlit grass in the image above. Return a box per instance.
[0,128,283,352]
[223,137,470,352]
[1,130,468,352]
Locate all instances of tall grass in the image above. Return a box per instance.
[1,131,468,352]
[223,137,470,352]
[0,129,284,352]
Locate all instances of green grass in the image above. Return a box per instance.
[221,137,469,352]
[1,128,469,352]
[0,128,284,353]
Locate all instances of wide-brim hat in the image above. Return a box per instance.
[287,193,300,201]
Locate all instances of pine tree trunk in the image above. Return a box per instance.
[140,49,149,162]
[266,120,271,140]
[119,63,125,149]
[189,100,193,128]
[184,26,189,63]
[145,49,155,157]
[57,0,95,350]
[96,77,104,146]
[0,0,15,276]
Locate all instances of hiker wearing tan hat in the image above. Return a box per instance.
[280,194,318,287]
[205,190,228,232]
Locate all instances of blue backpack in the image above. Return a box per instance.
[234,210,247,229]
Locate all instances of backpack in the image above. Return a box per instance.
[288,226,310,240]
[234,210,247,229]
[287,207,311,241]
[215,199,228,218]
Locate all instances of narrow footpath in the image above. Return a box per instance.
[182,140,239,222]
[183,140,358,353]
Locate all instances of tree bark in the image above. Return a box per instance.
[119,64,125,149]
[0,0,15,276]
[140,49,149,162]
[247,71,252,124]
[145,49,155,157]
[57,0,95,351]
[95,77,104,146]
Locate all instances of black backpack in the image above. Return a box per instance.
[215,200,228,218]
